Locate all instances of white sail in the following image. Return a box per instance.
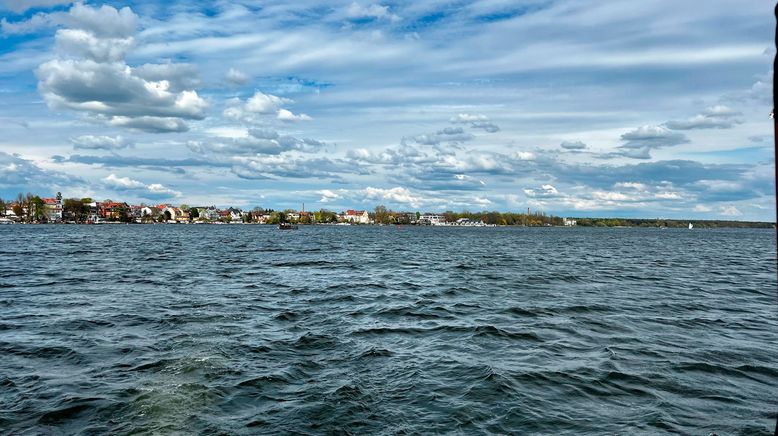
[688,222,693,229]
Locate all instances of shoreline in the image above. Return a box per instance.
[1,221,774,229]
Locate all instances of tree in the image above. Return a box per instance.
[189,207,199,219]
[0,197,4,216]
[30,196,44,222]
[63,198,88,222]
[163,210,172,221]
[374,205,390,224]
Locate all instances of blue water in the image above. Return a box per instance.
[0,225,776,434]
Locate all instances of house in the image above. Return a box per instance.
[342,209,370,224]
[41,195,62,222]
[4,202,20,220]
[419,214,445,225]
[563,218,577,226]
[227,207,242,221]
[99,201,129,221]
[199,206,219,221]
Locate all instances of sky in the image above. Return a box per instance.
[0,0,774,220]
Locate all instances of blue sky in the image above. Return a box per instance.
[0,0,774,220]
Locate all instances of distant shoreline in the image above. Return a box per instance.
[1,221,774,229]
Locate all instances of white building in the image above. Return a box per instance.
[419,214,445,225]
[342,210,370,224]
[563,218,577,226]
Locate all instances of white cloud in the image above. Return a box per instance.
[245,91,289,114]
[35,3,207,133]
[103,173,144,189]
[451,113,488,123]
[364,186,423,207]
[346,2,400,22]
[451,113,499,132]
[277,108,312,122]
[224,92,307,123]
[70,135,131,150]
[225,67,250,85]
[318,189,342,202]
[188,128,325,156]
[719,205,742,216]
[103,173,181,198]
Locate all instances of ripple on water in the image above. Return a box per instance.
[0,225,775,434]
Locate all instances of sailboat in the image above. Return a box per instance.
[688,222,693,229]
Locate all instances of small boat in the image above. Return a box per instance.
[688,222,693,229]
[278,222,298,230]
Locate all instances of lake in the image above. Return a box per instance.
[0,225,776,434]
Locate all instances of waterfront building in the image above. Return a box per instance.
[99,201,130,221]
[343,210,370,224]
[419,214,445,225]
[563,218,577,226]
[41,193,63,222]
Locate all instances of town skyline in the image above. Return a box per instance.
[0,1,774,220]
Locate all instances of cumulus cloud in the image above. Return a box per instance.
[364,186,423,207]
[346,2,400,22]
[560,140,587,150]
[665,105,743,130]
[188,128,326,156]
[35,3,207,133]
[617,125,689,159]
[450,113,500,132]
[223,92,310,123]
[277,108,312,122]
[225,68,250,85]
[318,189,342,202]
[70,135,131,150]
[103,173,180,199]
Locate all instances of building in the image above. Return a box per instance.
[342,210,370,224]
[41,194,63,222]
[419,214,445,225]
[563,218,577,226]
[98,201,130,221]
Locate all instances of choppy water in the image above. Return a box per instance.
[0,225,776,435]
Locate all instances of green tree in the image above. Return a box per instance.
[189,207,199,219]
[30,196,44,222]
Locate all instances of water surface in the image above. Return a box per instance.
[0,225,776,434]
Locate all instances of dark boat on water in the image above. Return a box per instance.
[278,222,298,230]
